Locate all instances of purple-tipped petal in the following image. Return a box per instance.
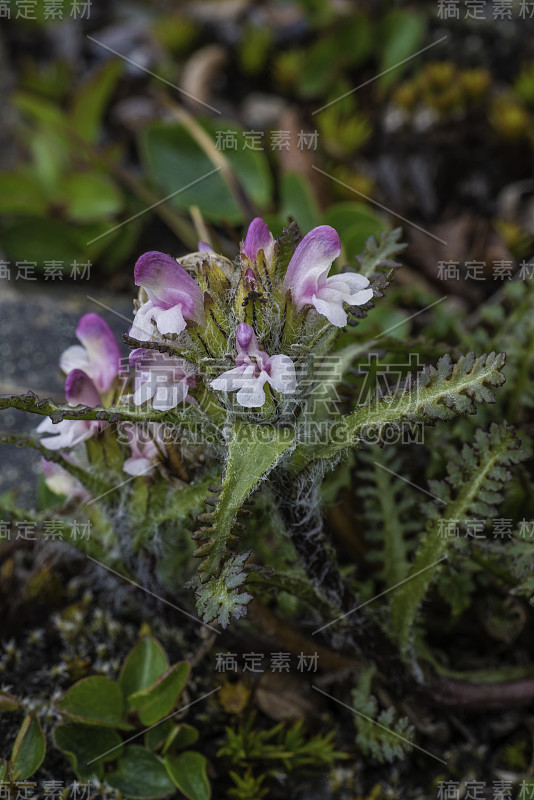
[242,218,275,262]
[198,240,214,253]
[65,369,101,408]
[134,251,204,322]
[283,225,341,308]
[236,322,254,351]
[236,322,265,365]
[72,313,121,394]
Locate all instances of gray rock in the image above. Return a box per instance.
[0,281,133,503]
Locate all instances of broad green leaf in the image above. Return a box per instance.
[145,720,176,752]
[58,676,132,729]
[280,172,321,234]
[107,746,175,799]
[119,636,170,698]
[0,691,20,711]
[201,421,295,577]
[70,60,123,144]
[11,715,46,781]
[167,724,199,752]
[0,172,48,215]
[378,10,426,93]
[128,662,190,726]
[53,723,123,781]
[140,120,272,224]
[0,218,85,265]
[299,15,373,97]
[325,202,387,263]
[61,172,123,222]
[13,91,66,128]
[164,751,211,800]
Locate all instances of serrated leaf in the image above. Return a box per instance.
[355,228,405,277]
[292,352,508,471]
[391,423,527,653]
[193,422,294,626]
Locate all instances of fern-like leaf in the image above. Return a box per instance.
[391,423,527,653]
[355,228,406,278]
[356,446,419,586]
[292,351,507,472]
[352,667,415,763]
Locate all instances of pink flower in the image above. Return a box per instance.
[129,349,196,411]
[129,251,205,341]
[242,217,275,266]
[210,323,297,408]
[122,423,164,477]
[37,369,104,450]
[41,457,89,501]
[60,313,121,397]
[283,225,373,327]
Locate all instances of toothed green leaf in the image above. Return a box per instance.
[391,423,526,654]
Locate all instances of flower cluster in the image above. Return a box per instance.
[38,219,373,495]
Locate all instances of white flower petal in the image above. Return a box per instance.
[346,287,374,306]
[132,377,154,406]
[236,373,268,407]
[152,379,188,411]
[59,345,90,376]
[123,456,154,476]
[153,304,187,336]
[210,365,247,392]
[266,355,297,394]
[312,295,348,327]
[326,272,370,294]
[129,303,155,341]
[283,226,341,308]
[38,420,96,450]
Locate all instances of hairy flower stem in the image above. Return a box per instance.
[274,468,408,691]
[274,469,351,610]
